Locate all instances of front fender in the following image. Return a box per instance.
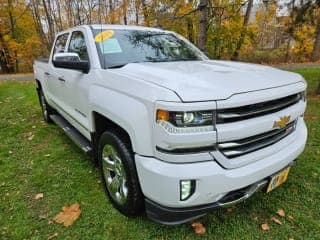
[88,85,154,156]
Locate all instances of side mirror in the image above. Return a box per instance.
[52,53,89,73]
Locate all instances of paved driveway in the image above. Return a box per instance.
[0,73,34,81]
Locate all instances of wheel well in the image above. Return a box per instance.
[92,112,134,152]
[35,79,42,90]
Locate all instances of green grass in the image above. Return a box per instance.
[0,69,319,240]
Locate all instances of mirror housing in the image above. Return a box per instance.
[52,53,89,73]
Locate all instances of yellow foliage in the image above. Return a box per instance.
[292,24,315,61]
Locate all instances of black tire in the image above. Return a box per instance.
[38,89,53,123]
[98,131,144,216]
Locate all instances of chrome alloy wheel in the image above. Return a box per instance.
[102,144,128,205]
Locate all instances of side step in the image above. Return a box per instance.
[50,114,93,154]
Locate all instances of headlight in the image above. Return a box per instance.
[156,109,215,133]
[156,110,214,127]
[299,90,306,102]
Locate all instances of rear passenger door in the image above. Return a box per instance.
[46,32,69,103]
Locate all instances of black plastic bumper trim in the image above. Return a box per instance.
[145,198,219,225]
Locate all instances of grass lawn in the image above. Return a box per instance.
[0,68,319,240]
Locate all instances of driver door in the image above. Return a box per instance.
[55,30,91,137]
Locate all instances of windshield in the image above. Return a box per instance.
[93,29,207,69]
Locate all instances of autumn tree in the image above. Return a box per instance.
[288,0,320,61]
[0,0,43,72]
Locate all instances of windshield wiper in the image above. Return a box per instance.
[108,63,128,69]
[108,61,145,69]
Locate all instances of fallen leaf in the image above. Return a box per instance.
[32,125,36,129]
[8,151,13,154]
[38,214,47,219]
[270,217,283,225]
[287,215,294,221]
[48,219,54,225]
[277,209,286,217]
[288,238,294,240]
[28,134,34,141]
[227,206,236,214]
[44,154,51,157]
[191,222,206,235]
[53,202,81,227]
[261,223,270,231]
[34,193,44,200]
[48,232,58,240]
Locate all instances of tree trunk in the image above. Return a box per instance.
[317,80,320,95]
[232,0,254,60]
[123,0,128,25]
[141,0,150,26]
[109,0,115,23]
[311,23,320,62]
[134,0,140,25]
[42,0,55,46]
[30,0,50,51]
[198,0,207,51]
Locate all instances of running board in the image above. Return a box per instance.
[50,114,93,154]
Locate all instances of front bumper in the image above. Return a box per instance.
[135,119,307,225]
[144,172,277,225]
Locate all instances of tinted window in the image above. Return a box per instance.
[53,33,69,54]
[68,31,88,61]
[93,30,206,68]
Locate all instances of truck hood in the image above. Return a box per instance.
[111,60,304,102]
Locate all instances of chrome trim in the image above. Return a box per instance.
[218,121,296,158]
[218,180,269,207]
[217,93,300,122]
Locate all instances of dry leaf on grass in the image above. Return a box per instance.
[38,214,47,220]
[277,209,286,217]
[34,193,44,200]
[261,223,270,231]
[48,232,58,240]
[53,202,81,227]
[191,222,206,235]
[270,217,283,225]
[287,215,294,221]
[227,206,236,214]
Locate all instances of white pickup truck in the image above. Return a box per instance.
[33,24,307,225]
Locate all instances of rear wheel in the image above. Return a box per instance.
[98,131,144,216]
[38,90,53,123]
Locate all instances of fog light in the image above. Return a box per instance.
[180,180,196,201]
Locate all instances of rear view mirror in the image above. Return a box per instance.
[52,53,89,73]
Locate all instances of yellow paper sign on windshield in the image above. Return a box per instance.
[95,30,114,42]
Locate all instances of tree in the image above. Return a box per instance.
[198,0,207,51]
[289,0,320,61]
[232,0,253,60]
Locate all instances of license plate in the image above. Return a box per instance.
[267,166,291,193]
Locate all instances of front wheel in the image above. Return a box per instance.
[98,131,144,216]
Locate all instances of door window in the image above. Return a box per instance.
[53,33,69,55]
[68,31,89,61]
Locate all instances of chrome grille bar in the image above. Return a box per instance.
[218,121,296,158]
[217,93,301,123]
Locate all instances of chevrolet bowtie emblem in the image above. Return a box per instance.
[273,116,291,129]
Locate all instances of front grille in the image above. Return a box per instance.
[218,120,296,158]
[217,93,301,123]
